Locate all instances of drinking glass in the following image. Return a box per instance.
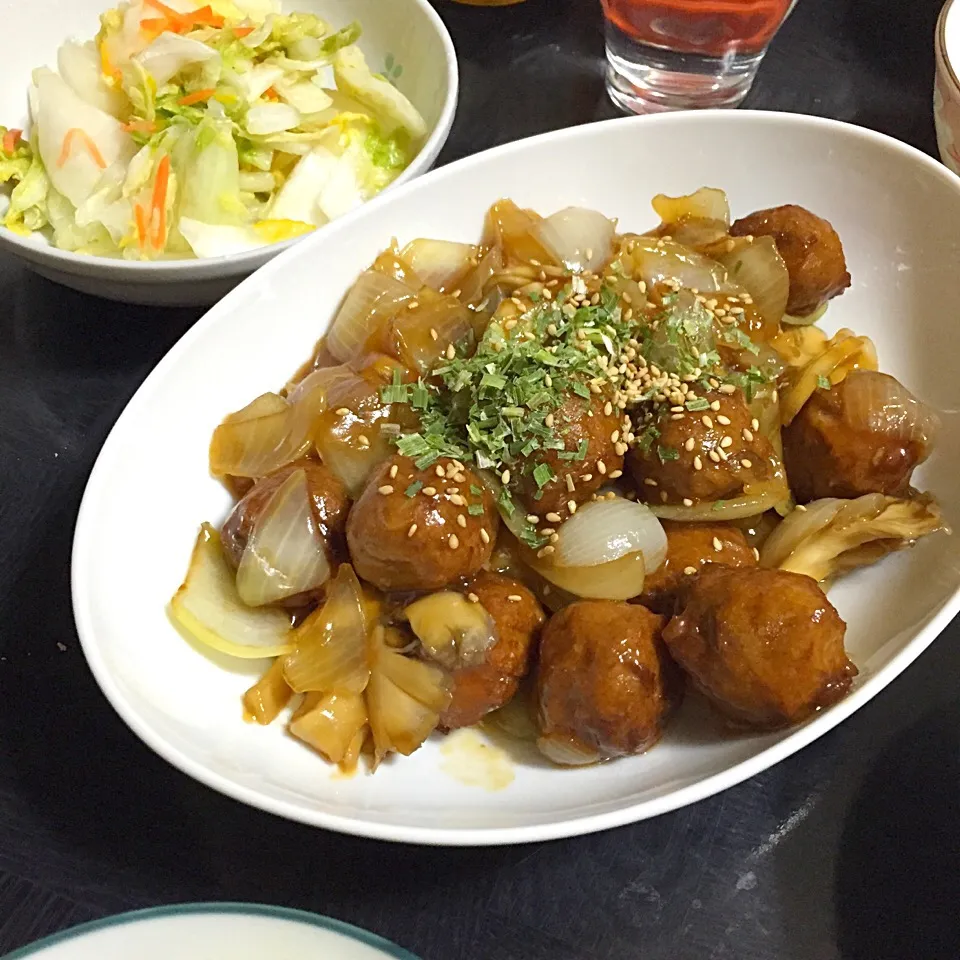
[601,0,797,113]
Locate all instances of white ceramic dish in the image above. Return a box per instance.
[0,0,457,306]
[72,111,960,846]
[3,904,419,960]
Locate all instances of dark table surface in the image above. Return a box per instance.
[2,0,958,957]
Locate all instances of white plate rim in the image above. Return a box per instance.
[1,902,420,959]
[71,110,960,846]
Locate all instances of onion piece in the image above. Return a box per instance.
[243,659,293,725]
[373,290,474,374]
[246,102,301,135]
[532,207,615,273]
[760,494,943,582]
[551,496,667,572]
[482,199,557,265]
[618,235,729,292]
[327,270,416,364]
[282,564,370,694]
[399,239,478,292]
[652,187,730,226]
[656,217,730,254]
[779,328,879,425]
[715,236,789,326]
[650,481,788,522]
[366,670,442,763]
[288,690,368,764]
[236,468,332,606]
[458,244,504,305]
[405,592,498,670]
[375,641,452,713]
[169,524,294,660]
[484,691,538,741]
[782,301,829,327]
[537,734,602,766]
[837,371,940,451]
[527,550,647,601]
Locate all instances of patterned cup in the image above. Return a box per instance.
[935,0,960,173]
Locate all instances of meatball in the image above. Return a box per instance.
[516,393,624,518]
[536,601,682,761]
[783,371,936,503]
[440,572,545,730]
[730,204,851,316]
[628,388,778,505]
[346,455,498,591]
[663,566,856,729]
[639,521,757,614]
[221,459,349,570]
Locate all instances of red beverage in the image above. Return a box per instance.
[601,0,793,57]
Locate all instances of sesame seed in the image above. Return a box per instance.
[702,415,714,429]
[585,248,594,260]
[720,436,733,449]
[429,328,438,341]
[467,592,480,603]
[741,458,753,468]
[435,465,445,478]
[719,384,737,395]
[581,473,594,482]
[422,486,437,496]
[713,537,723,551]
[335,407,351,416]
[407,523,418,538]
[603,401,613,416]
[546,512,562,523]
[527,514,540,524]
[545,413,555,427]
[683,498,693,506]
[717,447,729,461]
[390,464,399,479]
[378,485,394,495]
[753,547,761,561]
[449,493,465,506]
[550,532,560,544]
[565,474,576,492]
[683,566,698,576]
[611,430,620,443]
[615,442,628,456]
[742,428,754,442]
[710,400,722,412]
[567,500,577,514]
[670,405,685,414]
[709,450,721,463]
[542,288,553,300]
[506,594,523,603]
[457,514,467,528]
[451,288,461,298]
[537,545,555,559]
[454,472,466,483]
[408,300,419,310]
[358,434,370,448]
[684,437,695,452]
[671,413,685,421]
[609,469,623,479]
[446,344,456,360]
[716,415,731,426]
[795,504,807,512]
[693,456,703,471]
[449,534,460,550]
[480,528,490,544]
[501,469,511,484]
[529,258,541,267]
[597,460,607,475]
[541,527,556,536]
[644,478,658,487]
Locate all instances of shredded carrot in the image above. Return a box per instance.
[150,154,172,251]
[135,203,149,251]
[186,5,225,28]
[122,119,158,134]
[142,0,224,34]
[263,86,280,101]
[58,129,107,169]
[99,41,122,82]
[231,25,255,38]
[2,128,22,155]
[178,88,216,106]
[143,0,180,18]
[139,16,169,36]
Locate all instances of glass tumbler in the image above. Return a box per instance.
[601,0,797,113]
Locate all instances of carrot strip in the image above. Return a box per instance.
[58,129,107,169]
[231,25,255,38]
[122,119,158,134]
[150,154,172,251]
[178,87,216,106]
[186,5,225,28]
[263,86,280,101]
[135,203,149,251]
[143,0,180,18]
[139,16,170,35]
[2,128,22,155]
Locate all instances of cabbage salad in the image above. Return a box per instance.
[0,0,427,259]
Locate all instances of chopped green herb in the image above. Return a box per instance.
[685,397,710,411]
[658,445,679,463]
[720,326,760,355]
[470,484,483,496]
[405,481,423,497]
[712,499,727,511]
[817,375,831,390]
[533,463,555,489]
[468,503,485,516]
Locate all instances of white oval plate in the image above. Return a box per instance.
[72,111,960,846]
[3,904,418,960]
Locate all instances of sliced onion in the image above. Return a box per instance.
[482,199,557,265]
[246,102,301,135]
[458,244,503,305]
[328,270,415,363]
[779,328,878,425]
[652,187,730,226]
[404,592,498,670]
[650,481,788,522]
[375,640,452,713]
[782,301,829,327]
[377,291,474,375]
[282,564,370,694]
[243,659,293,725]
[527,550,647,601]
[241,14,276,48]
[770,325,829,368]
[371,247,423,288]
[169,524,294,660]
[657,217,730,254]
[537,734,602,766]
[552,496,667,572]
[288,690,368,764]
[532,207,615,273]
[484,692,538,741]
[619,236,729,292]
[838,371,939,451]
[715,236,789,326]
[400,239,478,292]
[236,468,331,606]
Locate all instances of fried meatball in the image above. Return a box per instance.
[628,389,779,505]
[220,459,349,570]
[663,566,856,729]
[639,521,757,614]
[440,572,545,730]
[783,371,937,503]
[730,204,851,316]
[516,393,624,518]
[346,455,498,591]
[536,601,682,761]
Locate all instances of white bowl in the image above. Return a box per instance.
[72,111,960,846]
[0,0,457,306]
[4,904,419,960]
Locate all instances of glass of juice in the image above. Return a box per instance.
[601,0,797,113]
